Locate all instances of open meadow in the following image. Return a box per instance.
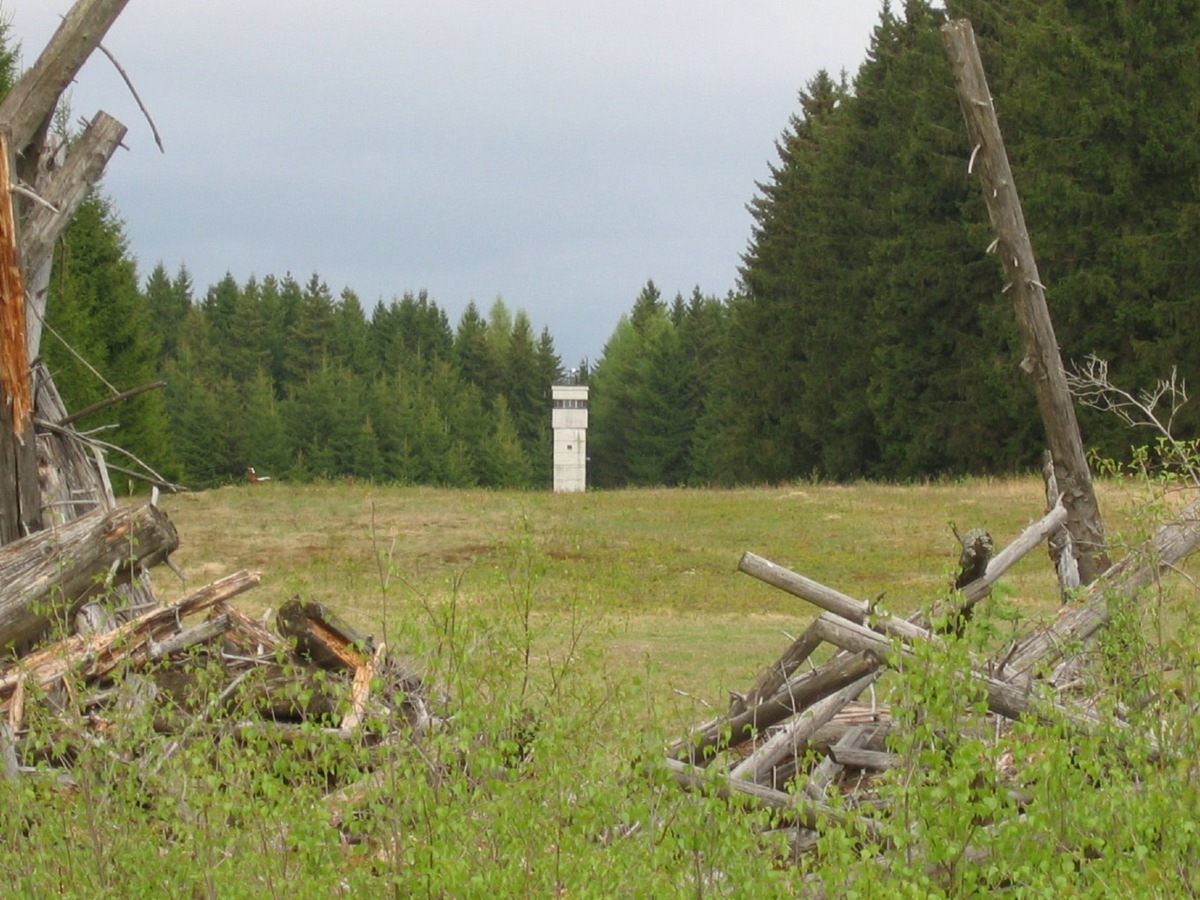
[158,476,1145,717]
[3,476,1196,897]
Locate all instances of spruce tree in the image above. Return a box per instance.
[332,288,373,378]
[990,0,1200,453]
[284,273,338,382]
[718,69,851,482]
[454,301,498,393]
[588,317,641,487]
[503,310,548,451]
[861,1,1039,477]
[142,263,193,366]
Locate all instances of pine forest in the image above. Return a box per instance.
[30,1,1200,490]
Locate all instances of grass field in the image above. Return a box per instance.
[5,476,1194,897]
[150,480,1161,748]
[157,476,1144,714]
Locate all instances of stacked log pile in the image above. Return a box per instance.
[664,497,1200,867]
[0,511,440,789]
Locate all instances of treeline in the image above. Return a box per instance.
[43,195,571,489]
[34,1,1200,489]
[589,0,1200,484]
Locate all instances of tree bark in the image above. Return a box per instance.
[0,502,179,652]
[942,19,1110,583]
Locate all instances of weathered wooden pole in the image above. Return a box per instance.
[942,19,1110,584]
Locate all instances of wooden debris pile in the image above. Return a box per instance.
[664,496,1200,863]
[0,3,443,799]
[662,19,1200,874]
[0,503,439,784]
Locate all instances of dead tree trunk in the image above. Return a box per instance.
[0,0,140,555]
[0,0,131,182]
[23,112,128,358]
[0,134,39,544]
[942,19,1110,584]
[0,502,179,653]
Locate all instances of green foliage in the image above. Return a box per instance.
[43,194,176,481]
[615,0,1200,487]
[0,15,18,99]
[121,269,566,488]
[35,0,1200,492]
[807,570,1200,896]
[6,478,1198,893]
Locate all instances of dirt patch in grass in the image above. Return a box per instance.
[425,541,501,565]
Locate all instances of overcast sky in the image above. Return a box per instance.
[14,2,884,366]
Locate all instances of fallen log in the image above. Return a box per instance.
[0,570,260,711]
[738,501,1067,641]
[803,723,889,801]
[217,603,282,660]
[240,663,345,723]
[733,621,824,716]
[0,502,179,653]
[276,595,432,727]
[663,757,884,841]
[807,607,1137,743]
[826,745,902,771]
[730,671,882,785]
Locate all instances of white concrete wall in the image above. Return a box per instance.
[551,385,588,493]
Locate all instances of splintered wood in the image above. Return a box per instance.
[664,499,1200,868]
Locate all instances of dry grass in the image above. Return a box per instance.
[154,476,1148,718]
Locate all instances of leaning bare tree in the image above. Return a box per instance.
[943,20,1111,585]
[0,0,167,647]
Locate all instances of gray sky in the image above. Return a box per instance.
[15,2,884,366]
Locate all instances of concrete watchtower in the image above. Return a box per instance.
[551,382,588,493]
